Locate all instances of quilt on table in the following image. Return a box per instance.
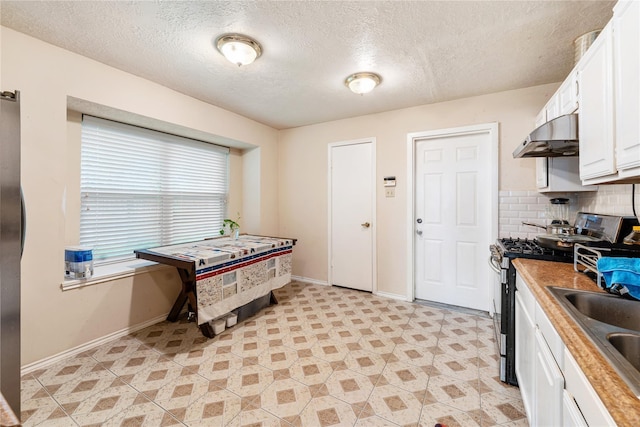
[150,235,293,324]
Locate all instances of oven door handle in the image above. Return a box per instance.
[488,256,501,274]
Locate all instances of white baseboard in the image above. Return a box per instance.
[291,275,329,286]
[21,313,168,375]
[374,290,411,302]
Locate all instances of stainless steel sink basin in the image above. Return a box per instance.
[609,333,640,372]
[548,287,640,397]
[564,291,640,332]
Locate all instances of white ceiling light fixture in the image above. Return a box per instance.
[215,33,262,67]
[345,72,382,95]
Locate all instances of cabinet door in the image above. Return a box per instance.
[558,69,579,115]
[534,108,546,128]
[515,290,535,425]
[563,391,588,427]
[534,329,564,426]
[545,95,560,121]
[578,23,616,180]
[614,0,640,173]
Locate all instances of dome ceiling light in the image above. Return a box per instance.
[344,72,382,95]
[215,33,262,67]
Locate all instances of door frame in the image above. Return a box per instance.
[327,137,377,292]
[405,123,498,303]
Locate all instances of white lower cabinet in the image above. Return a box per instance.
[534,329,563,426]
[516,272,614,426]
[564,351,616,426]
[515,289,535,425]
[563,390,588,427]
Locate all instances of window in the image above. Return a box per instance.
[80,116,229,262]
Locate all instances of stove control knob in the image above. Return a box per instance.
[417,218,423,224]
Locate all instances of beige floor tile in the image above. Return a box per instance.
[99,348,166,378]
[260,377,313,420]
[230,336,270,359]
[288,356,334,386]
[401,330,439,348]
[366,383,424,426]
[20,393,68,427]
[101,393,180,427]
[281,331,319,350]
[67,379,141,425]
[310,339,351,363]
[164,387,241,426]
[432,354,480,381]
[228,407,290,427]
[123,358,194,396]
[419,401,482,427]
[194,351,244,381]
[258,345,300,370]
[391,343,436,368]
[343,349,387,377]
[151,372,210,413]
[47,365,119,410]
[323,368,376,409]
[355,414,400,426]
[297,395,359,427]
[32,356,103,389]
[437,337,479,359]
[226,364,275,397]
[426,373,481,412]
[380,361,431,394]
[479,391,527,425]
[358,335,396,356]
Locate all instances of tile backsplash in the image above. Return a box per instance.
[499,184,638,239]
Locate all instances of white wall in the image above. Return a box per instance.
[1,27,280,365]
[278,84,558,296]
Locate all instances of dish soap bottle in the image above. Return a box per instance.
[623,226,640,245]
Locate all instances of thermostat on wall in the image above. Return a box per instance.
[384,176,396,187]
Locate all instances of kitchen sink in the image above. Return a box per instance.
[608,334,640,372]
[548,287,640,398]
[564,291,640,332]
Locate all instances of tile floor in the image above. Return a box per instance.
[20,281,528,426]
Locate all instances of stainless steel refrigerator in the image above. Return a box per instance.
[1,89,22,419]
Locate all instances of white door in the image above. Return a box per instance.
[329,140,374,292]
[413,128,494,310]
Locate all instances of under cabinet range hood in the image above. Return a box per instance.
[512,114,579,158]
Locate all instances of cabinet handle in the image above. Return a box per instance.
[575,80,579,97]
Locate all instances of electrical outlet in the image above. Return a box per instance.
[385,188,395,198]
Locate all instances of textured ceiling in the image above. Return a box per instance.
[1,1,615,129]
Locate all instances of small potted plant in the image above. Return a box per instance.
[220,215,241,240]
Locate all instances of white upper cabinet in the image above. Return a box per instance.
[614,0,640,176]
[578,22,616,182]
[558,69,579,116]
[577,1,640,184]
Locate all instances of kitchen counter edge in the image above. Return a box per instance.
[512,258,640,427]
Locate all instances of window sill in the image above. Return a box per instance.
[61,259,172,291]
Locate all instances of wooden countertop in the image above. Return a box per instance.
[513,258,640,427]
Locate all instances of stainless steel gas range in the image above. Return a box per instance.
[489,238,572,385]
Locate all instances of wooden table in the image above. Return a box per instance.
[135,235,295,337]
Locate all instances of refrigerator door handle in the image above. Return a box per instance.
[20,188,25,258]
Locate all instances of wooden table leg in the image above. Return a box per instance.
[167,291,188,322]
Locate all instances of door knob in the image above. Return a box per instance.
[361,222,370,228]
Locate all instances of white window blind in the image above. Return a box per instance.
[80,116,229,262]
